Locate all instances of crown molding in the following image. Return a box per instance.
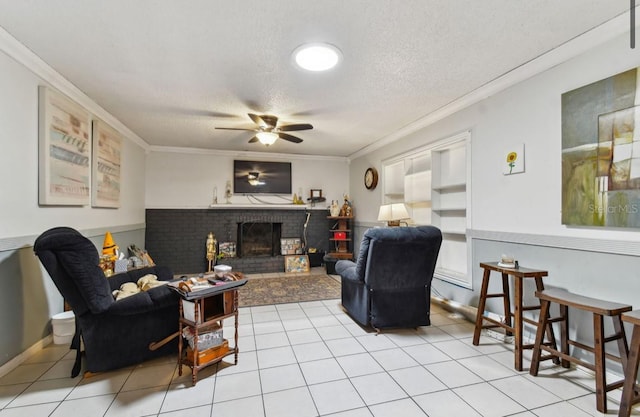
[0,26,150,152]
[148,145,349,163]
[348,10,635,160]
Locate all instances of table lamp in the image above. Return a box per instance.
[377,203,410,227]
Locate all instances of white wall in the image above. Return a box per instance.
[145,149,350,209]
[350,31,640,312]
[0,44,148,367]
[0,55,148,241]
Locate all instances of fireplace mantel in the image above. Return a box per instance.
[207,204,310,210]
[147,205,329,211]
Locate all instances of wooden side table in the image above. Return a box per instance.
[173,278,247,385]
[473,261,557,371]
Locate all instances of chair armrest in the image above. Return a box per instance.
[107,285,179,315]
[108,266,173,291]
[336,260,361,283]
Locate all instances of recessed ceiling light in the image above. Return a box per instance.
[293,43,342,72]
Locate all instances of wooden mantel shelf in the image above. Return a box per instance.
[147,205,330,210]
[207,204,309,210]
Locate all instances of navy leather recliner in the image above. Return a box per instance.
[34,227,180,377]
[335,226,442,330]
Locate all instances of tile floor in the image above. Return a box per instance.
[0,270,637,417]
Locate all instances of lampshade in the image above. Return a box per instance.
[256,132,278,145]
[377,203,410,227]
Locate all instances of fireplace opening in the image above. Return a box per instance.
[237,222,282,257]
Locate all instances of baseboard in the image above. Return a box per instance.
[0,335,52,378]
[431,295,478,323]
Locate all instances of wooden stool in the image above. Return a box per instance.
[529,288,631,413]
[473,262,558,371]
[618,310,640,417]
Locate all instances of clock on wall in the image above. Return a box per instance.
[364,167,378,190]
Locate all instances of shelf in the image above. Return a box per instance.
[327,216,354,220]
[432,182,466,192]
[327,252,353,260]
[179,310,235,326]
[432,207,466,212]
[405,200,432,206]
[330,238,352,242]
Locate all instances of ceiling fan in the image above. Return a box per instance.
[215,113,313,145]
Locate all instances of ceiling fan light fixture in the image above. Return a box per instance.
[256,131,278,145]
[293,43,342,72]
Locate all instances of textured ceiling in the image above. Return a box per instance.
[0,1,630,157]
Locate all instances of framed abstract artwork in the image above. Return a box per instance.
[562,67,640,228]
[91,119,122,208]
[38,86,92,205]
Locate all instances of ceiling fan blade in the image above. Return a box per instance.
[215,127,257,131]
[248,136,259,143]
[248,113,278,128]
[278,123,313,132]
[278,132,303,143]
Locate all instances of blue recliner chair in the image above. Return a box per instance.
[335,226,442,331]
[34,227,180,377]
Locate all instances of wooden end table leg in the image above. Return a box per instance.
[514,276,523,371]
[178,301,183,376]
[529,298,550,376]
[593,313,607,413]
[560,304,570,368]
[501,273,512,336]
[473,268,491,345]
[614,315,629,372]
[619,325,640,417]
[535,277,559,365]
[234,290,239,364]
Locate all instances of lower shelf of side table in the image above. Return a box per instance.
[181,339,237,373]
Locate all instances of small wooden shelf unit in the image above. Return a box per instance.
[327,215,354,260]
[178,289,239,385]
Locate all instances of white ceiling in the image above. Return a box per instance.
[0,1,630,157]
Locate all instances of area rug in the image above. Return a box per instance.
[238,274,341,307]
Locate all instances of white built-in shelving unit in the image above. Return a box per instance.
[381,131,471,288]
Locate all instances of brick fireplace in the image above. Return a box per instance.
[145,207,332,274]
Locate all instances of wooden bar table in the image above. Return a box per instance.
[473,261,557,371]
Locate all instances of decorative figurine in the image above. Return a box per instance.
[206,232,217,272]
[102,231,119,261]
[330,200,341,217]
[340,194,353,217]
[224,180,233,204]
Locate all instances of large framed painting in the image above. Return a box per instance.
[38,86,92,205]
[92,119,122,208]
[562,68,640,228]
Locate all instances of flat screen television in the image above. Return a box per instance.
[233,160,292,194]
